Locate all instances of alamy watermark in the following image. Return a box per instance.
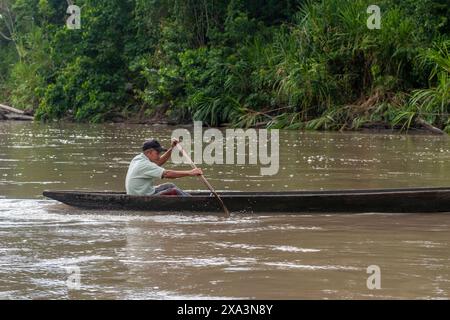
[366,265,381,290]
[64,4,380,31]
[64,266,81,290]
[171,122,279,176]
[66,4,81,30]
[367,5,381,30]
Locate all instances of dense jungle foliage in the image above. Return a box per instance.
[0,0,449,131]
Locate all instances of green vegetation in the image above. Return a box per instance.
[0,0,448,131]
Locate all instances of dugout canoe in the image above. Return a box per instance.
[43,187,450,213]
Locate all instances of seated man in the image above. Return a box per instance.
[125,139,202,196]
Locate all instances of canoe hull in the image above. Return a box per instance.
[43,187,450,213]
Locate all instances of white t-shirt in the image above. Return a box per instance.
[125,153,165,195]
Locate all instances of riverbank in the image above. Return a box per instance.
[2,107,445,136]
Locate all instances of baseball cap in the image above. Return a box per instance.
[142,139,168,153]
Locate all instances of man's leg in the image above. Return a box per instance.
[154,183,191,196]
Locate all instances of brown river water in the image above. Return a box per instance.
[0,121,449,299]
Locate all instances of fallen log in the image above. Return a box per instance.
[0,104,26,114]
[3,113,34,121]
[415,117,446,135]
[0,103,34,121]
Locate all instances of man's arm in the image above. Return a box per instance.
[155,139,179,166]
[156,148,173,166]
[162,168,203,179]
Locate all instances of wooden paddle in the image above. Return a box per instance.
[176,143,230,217]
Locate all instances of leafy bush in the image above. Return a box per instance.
[1,0,449,131]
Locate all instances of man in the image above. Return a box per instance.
[125,139,202,196]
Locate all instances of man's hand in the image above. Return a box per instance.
[189,168,203,176]
[171,138,179,148]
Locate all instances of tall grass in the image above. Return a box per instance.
[407,40,450,132]
[129,0,450,131]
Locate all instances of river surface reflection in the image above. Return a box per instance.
[0,122,449,299]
